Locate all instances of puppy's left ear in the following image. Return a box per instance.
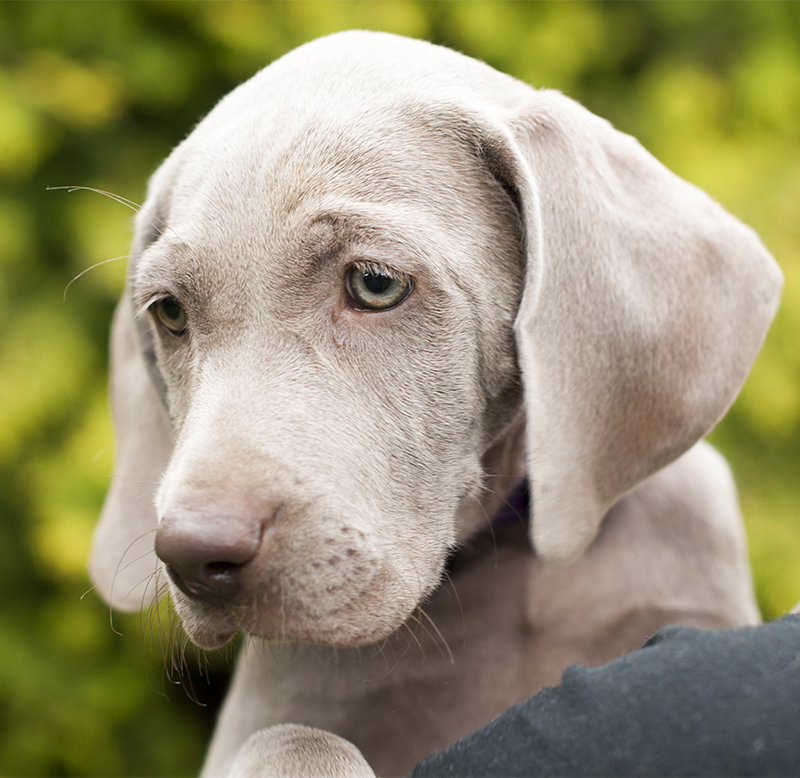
[89,292,171,611]
[484,91,782,565]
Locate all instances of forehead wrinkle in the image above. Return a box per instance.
[267,112,501,247]
[131,241,188,303]
[271,102,469,212]
[302,207,442,279]
[131,239,248,315]
[291,199,490,312]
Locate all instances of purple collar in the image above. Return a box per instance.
[482,477,529,534]
[445,478,529,575]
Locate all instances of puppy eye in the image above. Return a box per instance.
[153,297,188,334]
[346,265,412,311]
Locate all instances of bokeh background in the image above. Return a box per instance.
[1,2,799,775]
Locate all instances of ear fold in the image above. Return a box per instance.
[500,91,782,565]
[89,292,172,611]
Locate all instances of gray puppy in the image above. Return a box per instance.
[90,32,781,777]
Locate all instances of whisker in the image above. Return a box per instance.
[116,535,158,575]
[441,570,467,647]
[417,607,454,665]
[47,184,144,213]
[107,603,122,637]
[129,569,158,608]
[474,491,499,556]
[47,184,186,252]
[63,255,129,301]
[108,527,160,618]
[477,480,528,530]
[398,625,417,661]
[405,615,429,661]
[140,574,161,648]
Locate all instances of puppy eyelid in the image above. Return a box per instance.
[142,293,189,336]
[345,261,413,311]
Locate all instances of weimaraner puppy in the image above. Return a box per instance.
[90,31,782,777]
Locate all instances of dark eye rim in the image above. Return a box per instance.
[151,296,188,335]
[344,264,414,312]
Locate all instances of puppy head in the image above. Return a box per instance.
[90,32,781,649]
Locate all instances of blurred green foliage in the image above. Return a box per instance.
[1,2,798,775]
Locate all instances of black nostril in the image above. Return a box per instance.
[202,561,243,597]
[165,561,244,601]
[206,561,241,578]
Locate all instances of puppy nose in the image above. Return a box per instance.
[155,512,262,602]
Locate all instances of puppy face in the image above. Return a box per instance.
[93,31,780,649]
[133,97,524,648]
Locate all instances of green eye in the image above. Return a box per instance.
[153,297,187,334]
[346,265,412,311]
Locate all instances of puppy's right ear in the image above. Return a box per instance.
[89,292,171,611]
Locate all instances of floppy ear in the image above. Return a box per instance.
[495,91,782,565]
[89,292,172,611]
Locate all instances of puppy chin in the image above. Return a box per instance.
[172,597,238,650]
[182,607,410,650]
[249,611,410,649]
[185,623,238,651]
[170,585,419,650]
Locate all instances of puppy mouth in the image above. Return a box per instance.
[168,593,239,649]
[157,519,441,649]
[177,607,402,650]
[188,625,238,651]
[162,523,449,648]
[173,594,409,650]
[167,568,427,650]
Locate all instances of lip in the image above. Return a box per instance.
[172,593,239,649]
[184,618,238,650]
[199,630,236,650]
[175,589,403,649]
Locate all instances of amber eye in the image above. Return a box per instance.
[153,297,187,334]
[346,265,412,311]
